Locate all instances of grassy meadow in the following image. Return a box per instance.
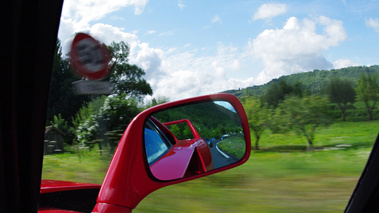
[42,120,378,212]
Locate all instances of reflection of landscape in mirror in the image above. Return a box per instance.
[144,101,246,181]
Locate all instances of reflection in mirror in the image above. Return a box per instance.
[144,101,246,181]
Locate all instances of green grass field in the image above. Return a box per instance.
[42,120,379,212]
[218,134,246,159]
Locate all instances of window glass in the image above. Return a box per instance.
[144,119,171,164]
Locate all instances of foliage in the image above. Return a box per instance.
[106,41,153,98]
[261,80,303,108]
[47,40,153,124]
[153,102,242,140]
[74,96,106,148]
[50,114,76,145]
[72,97,106,130]
[226,65,379,98]
[47,39,90,122]
[355,72,379,120]
[50,114,69,133]
[324,77,356,121]
[74,95,141,153]
[266,80,301,107]
[217,134,246,159]
[143,96,170,109]
[242,97,270,150]
[275,96,333,149]
[95,94,141,152]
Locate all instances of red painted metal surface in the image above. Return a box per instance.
[40,180,101,194]
[148,116,213,180]
[193,138,214,171]
[93,203,132,213]
[94,93,251,212]
[150,138,213,180]
[38,207,82,213]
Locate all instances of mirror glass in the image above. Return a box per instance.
[144,101,246,181]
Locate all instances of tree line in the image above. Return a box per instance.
[152,101,242,140]
[241,73,379,150]
[226,66,379,97]
[48,39,163,154]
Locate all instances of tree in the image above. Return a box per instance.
[261,80,303,108]
[143,96,170,109]
[48,40,153,124]
[75,94,141,153]
[47,39,90,122]
[106,41,153,98]
[73,96,107,149]
[276,96,332,149]
[324,77,356,121]
[96,94,141,152]
[355,72,379,120]
[50,114,75,145]
[243,97,270,150]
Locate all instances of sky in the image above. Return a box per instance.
[58,0,379,102]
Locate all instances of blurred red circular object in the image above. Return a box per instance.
[70,33,109,80]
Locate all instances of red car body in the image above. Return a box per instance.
[150,118,214,180]
[150,138,214,180]
[40,180,101,194]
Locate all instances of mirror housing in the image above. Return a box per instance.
[94,94,251,212]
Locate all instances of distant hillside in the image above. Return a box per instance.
[224,65,379,99]
[153,101,241,130]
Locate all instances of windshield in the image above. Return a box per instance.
[144,118,172,165]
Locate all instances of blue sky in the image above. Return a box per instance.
[58,0,379,101]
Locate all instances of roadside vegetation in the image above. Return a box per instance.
[240,72,378,151]
[218,134,246,159]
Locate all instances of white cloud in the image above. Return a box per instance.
[159,31,175,36]
[110,16,126,21]
[212,15,222,24]
[204,15,223,29]
[251,16,346,84]
[90,23,138,44]
[253,3,287,21]
[133,43,254,101]
[333,59,359,69]
[217,42,237,55]
[146,30,156,35]
[62,0,148,21]
[129,43,165,79]
[366,17,379,32]
[178,0,186,9]
[58,0,148,53]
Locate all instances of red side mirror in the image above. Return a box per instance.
[93,93,251,212]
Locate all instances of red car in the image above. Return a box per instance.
[147,117,214,180]
[2,1,379,213]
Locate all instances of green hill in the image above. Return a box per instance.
[153,101,241,130]
[224,65,379,98]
